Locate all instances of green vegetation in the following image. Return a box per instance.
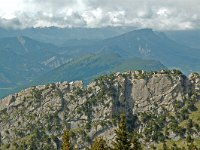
[62,130,71,150]
[156,138,200,150]
[0,71,200,150]
[33,52,167,86]
[112,113,131,150]
[131,131,142,150]
[90,137,109,150]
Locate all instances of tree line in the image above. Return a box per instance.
[62,113,199,150]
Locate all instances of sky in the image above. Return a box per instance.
[0,0,200,30]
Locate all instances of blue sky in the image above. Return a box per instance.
[0,0,200,30]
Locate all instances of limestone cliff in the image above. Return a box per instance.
[0,70,199,149]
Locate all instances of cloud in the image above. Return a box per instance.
[0,17,22,29]
[0,0,200,30]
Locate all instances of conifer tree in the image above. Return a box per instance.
[90,137,109,150]
[62,129,70,150]
[30,140,37,150]
[186,134,193,143]
[187,136,198,150]
[112,113,131,150]
[187,143,198,150]
[171,143,180,150]
[162,141,168,150]
[131,131,142,150]
[151,145,156,150]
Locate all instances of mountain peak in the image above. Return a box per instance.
[124,28,154,35]
[133,28,153,32]
[107,28,155,40]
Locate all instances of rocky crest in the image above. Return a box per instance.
[0,70,199,149]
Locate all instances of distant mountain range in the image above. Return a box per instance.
[101,29,200,73]
[165,30,200,49]
[1,26,199,48]
[0,27,199,98]
[33,51,166,85]
[0,26,136,46]
[0,36,71,97]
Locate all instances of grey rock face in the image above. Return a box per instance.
[0,70,199,149]
[189,72,200,96]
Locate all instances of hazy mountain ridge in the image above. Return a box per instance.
[165,30,200,49]
[33,51,167,85]
[32,28,200,87]
[101,29,200,73]
[0,36,70,97]
[0,27,136,46]
[0,70,199,149]
[52,28,200,74]
[0,28,199,98]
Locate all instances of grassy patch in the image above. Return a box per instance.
[189,101,200,126]
[179,101,200,128]
[156,139,200,149]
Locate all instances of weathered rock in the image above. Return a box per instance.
[0,70,199,149]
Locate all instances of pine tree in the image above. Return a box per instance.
[30,140,37,150]
[187,137,198,150]
[131,131,142,150]
[151,145,156,150]
[62,129,70,150]
[162,141,168,150]
[112,113,131,150]
[186,134,198,150]
[187,142,198,150]
[90,137,109,150]
[171,143,180,150]
[186,134,193,143]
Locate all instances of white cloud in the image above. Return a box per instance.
[157,8,170,17]
[0,0,200,30]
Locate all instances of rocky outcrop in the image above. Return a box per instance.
[189,72,200,96]
[0,70,199,149]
